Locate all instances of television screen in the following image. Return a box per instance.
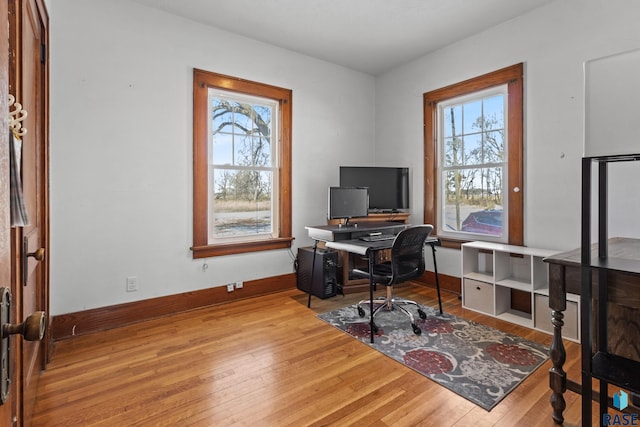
[328,187,369,221]
[340,166,409,211]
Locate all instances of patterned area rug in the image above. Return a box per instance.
[318,302,549,411]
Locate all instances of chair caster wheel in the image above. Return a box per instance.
[357,306,365,317]
[418,309,427,319]
[412,324,422,335]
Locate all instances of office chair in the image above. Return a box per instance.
[352,224,438,335]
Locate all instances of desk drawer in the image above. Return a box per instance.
[463,278,494,315]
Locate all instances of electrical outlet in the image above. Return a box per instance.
[126,276,138,292]
[226,284,234,292]
[234,281,243,289]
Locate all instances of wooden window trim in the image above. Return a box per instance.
[423,63,523,249]
[192,69,293,258]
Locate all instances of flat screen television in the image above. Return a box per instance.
[340,166,409,212]
[328,187,369,224]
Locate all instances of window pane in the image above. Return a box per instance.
[254,104,272,134]
[231,102,252,134]
[483,95,504,129]
[444,137,462,166]
[444,105,462,137]
[209,93,275,239]
[234,136,252,166]
[437,87,509,241]
[442,167,504,238]
[212,132,233,165]
[210,169,273,239]
[442,169,466,232]
[484,130,504,163]
[463,133,482,165]
[212,100,235,134]
[463,100,482,133]
[252,136,271,166]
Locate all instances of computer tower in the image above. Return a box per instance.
[296,247,338,299]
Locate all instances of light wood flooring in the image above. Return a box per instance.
[32,284,598,426]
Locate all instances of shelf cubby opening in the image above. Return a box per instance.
[495,285,532,326]
[532,256,550,290]
[495,251,531,286]
[462,247,494,278]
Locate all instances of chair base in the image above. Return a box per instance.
[357,287,426,335]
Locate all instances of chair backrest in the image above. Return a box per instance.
[388,224,434,285]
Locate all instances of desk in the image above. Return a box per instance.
[306,221,408,243]
[305,223,441,343]
[544,238,640,424]
[306,221,410,293]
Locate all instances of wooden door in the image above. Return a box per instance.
[8,0,49,425]
[1,2,17,425]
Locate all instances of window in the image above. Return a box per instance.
[424,64,523,248]
[192,69,293,258]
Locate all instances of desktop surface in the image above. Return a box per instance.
[325,234,439,256]
[305,221,408,242]
[325,236,394,256]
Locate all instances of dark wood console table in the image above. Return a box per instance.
[545,237,640,424]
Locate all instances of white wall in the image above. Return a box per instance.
[375,0,640,277]
[49,0,640,315]
[49,0,375,314]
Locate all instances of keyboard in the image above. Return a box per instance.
[359,234,396,242]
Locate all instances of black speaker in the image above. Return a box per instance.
[297,247,338,299]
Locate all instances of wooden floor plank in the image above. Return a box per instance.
[33,284,591,426]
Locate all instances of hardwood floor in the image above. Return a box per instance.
[32,284,597,426]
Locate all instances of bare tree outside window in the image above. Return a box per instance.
[440,91,506,238]
[210,96,277,239]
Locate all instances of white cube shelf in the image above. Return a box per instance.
[461,241,579,342]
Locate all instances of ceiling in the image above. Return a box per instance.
[132,0,555,75]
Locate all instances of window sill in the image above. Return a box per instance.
[191,237,294,258]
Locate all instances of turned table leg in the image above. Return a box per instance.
[548,265,568,424]
[550,309,567,424]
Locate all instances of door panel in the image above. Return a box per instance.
[6,0,49,425]
[18,0,47,424]
[0,1,16,424]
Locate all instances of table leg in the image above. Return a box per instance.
[550,309,567,424]
[368,252,375,343]
[307,240,318,308]
[430,242,443,315]
[549,264,567,424]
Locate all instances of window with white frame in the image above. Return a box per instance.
[209,91,279,241]
[438,87,508,242]
[192,69,292,258]
[423,64,523,248]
